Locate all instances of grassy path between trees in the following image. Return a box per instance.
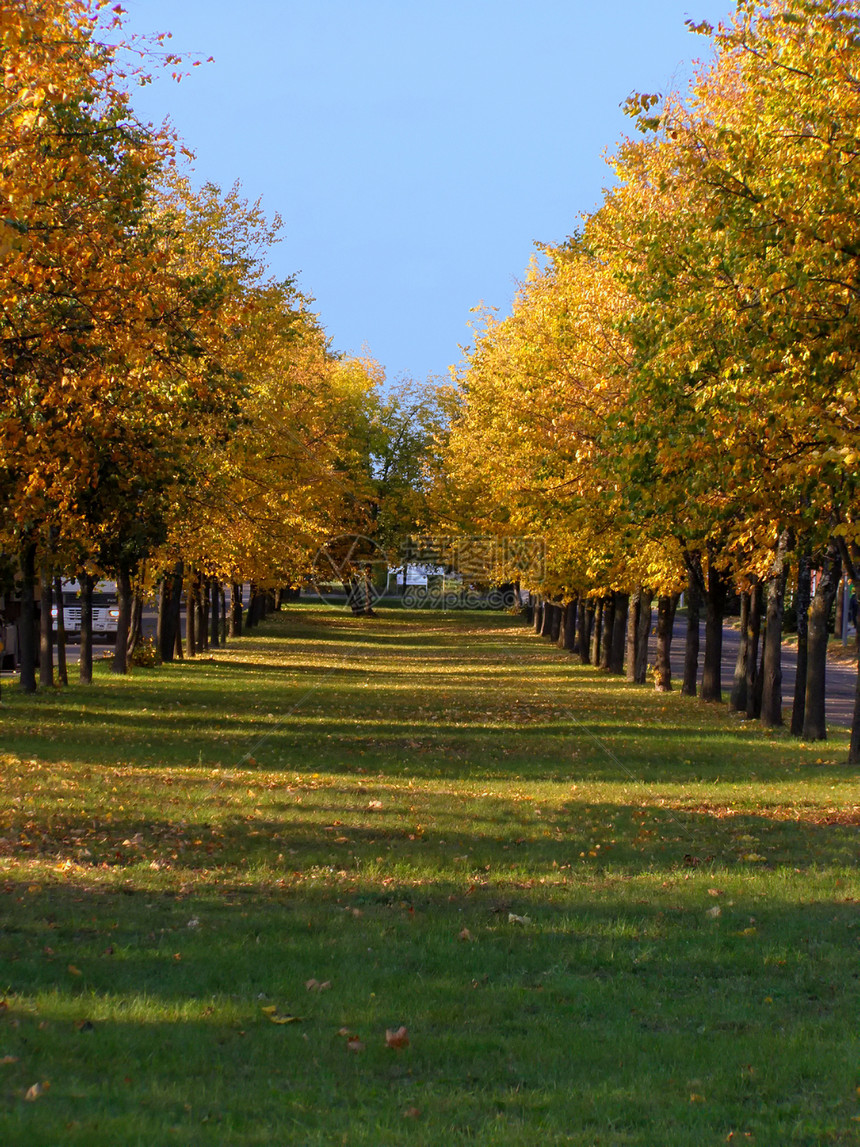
[1,605,858,1146]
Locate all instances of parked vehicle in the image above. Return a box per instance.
[51,579,119,640]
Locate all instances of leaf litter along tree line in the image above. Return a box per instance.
[2,0,859,762]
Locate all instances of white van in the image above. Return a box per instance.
[51,579,119,640]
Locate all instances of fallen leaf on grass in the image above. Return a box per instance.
[708,888,724,897]
[305,979,330,992]
[269,1014,303,1025]
[24,1082,49,1101]
[403,1107,421,1119]
[367,800,383,810]
[385,1026,409,1049]
[508,913,531,926]
[458,928,474,941]
[347,1037,365,1052]
[689,1092,705,1103]
[1,1056,18,1065]
[741,853,766,863]
[706,906,722,918]
[67,965,82,977]
[75,1020,95,1033]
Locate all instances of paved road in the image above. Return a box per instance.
[655,614,857,728]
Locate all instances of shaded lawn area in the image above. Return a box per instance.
[0,604,858,1145]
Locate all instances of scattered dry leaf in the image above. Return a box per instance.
[337,1027,351,1037]
[508,913,531,926]
[706,906,722,918]
[24,1082,49,1101]
[347,1037,365,1052]
[268,1013,303,1025]
[458,927,474,942]
[403,1106,421,1119]
[260,1005,277,1015]
[1,1055,18,1065]
[67,965,82,977]
[385,1025,410,1049]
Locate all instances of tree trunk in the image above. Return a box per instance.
[18,543,37,693]
[186,572,198,658]
[548,603,562,643]
[562,598,577,652]
[635,590,652,684]
[745,582,763,718]
[246,583,258,629]
[127,585,144,662]
[53,575,67,686]
[609,592,628,674]
[532,597,543,633]
[730,591,750,713]
[220,584,228,643]
[599,596,615,670]
[575,596,591,660]
[201,578,210,651]
[210,578,220,648]
[682,552,703,697]
[803,539,841,741]
[834,537,860,763]
[39,563,54,688]
[626,588,641,683]
[591,601,600,665]
[230,582,243,637]
[761,530,791,729]
[158,562,183,663]
[157,573,171,662]
[654,594,678,691]
[581,601,594,665]
[79,572,94,684]
[701,552,727,703]
[113,565,133,675]
[791,553,812,737]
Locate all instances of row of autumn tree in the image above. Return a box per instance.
[1,0,443,689]
[440,0,860,762]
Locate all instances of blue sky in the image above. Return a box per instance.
[122,1,728,386]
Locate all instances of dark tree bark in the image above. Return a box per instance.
[609,592,629,674]
[524,598,534,627]
[220,583,228,643]
[581,601,594,665]
[682,552,703,697]
[53,576,67,686]
[186,572,199,657]
[539,599,552,637]
[210,578,220,648]
[79,572,94,684]
[730,591,750,713]
[533,598,543,634]
[18,543,37,693]
[599,596,615,671]
[791,552,812,737]
[803,539,842,741]
[39,563,54,688]
[745,581,763,719]
[833,536,860,762]
[575,598,585,657]
[654,594,678,691]
[245,583,258,629]
[590,600,603,665]
[201,579,210,651]
[635,590,652,685]
[158,562,183,663]
[230,582,243,637]
[174,622,184,660]
[626,588,641,683]
[548,603,562,644]
[761,530,791,729]
[112,565,133,675]
[562,598,577,652]
[127,585,144,662]
[701,551,727,703]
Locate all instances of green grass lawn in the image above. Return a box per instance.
[1,605,858,1145]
